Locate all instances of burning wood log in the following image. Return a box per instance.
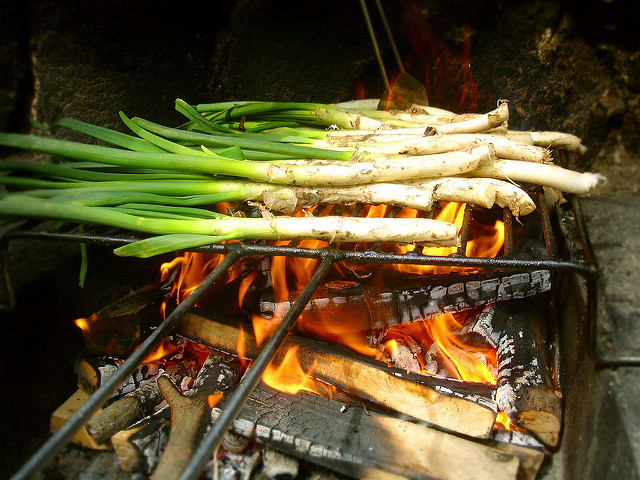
[177,312,497,438]
[85,355,199,445]
[470,295,561,447]
[494,296,562,447]
[76,354,161,397]
[213,383,520,480]
[151,352,239,480]
[111,408,170,473]
[74,283,167,358]
[488,429,547,480]
[255,270,551,333]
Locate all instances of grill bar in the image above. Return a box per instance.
[568,195,640,366]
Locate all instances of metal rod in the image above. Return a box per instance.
[537,188,559,259]
[503,207,514,256]
[374,0,405,73]
[455,205,474,256]
[0,223,596,272]
[10,248,244,480]
[569,196,640,366]
[359,0,390,91]
[177,253,336,480]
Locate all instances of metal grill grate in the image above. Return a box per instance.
[4,190,607,480]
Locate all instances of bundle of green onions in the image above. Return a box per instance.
[0,98,603,257]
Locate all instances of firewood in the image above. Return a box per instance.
[214,383,520,480]
[255,270,551,332]
[178,312,497,438]
[488,430,546,480]
[85,381,164,446]
[75,283,166,357]
[85,356,199,445]
[49,389,108,450]
[263,446,299,480]
[151,352,239,480]
[111,408,170,473]
[492,295,562,447]
[76,354,160,397]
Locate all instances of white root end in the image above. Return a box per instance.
[470,159,606,195]
[509,130,587,154]
[434,102,509,135]
[411,177,536,217]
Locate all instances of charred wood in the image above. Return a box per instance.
[178,312,497,438]
[493,295,562,447]
[111,408,170,474]
[151,352,239,480]
[76,355,161,397]
[76,283,167,358]
[214,383,520,480]
[255,270,551,332]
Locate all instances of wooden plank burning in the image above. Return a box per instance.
[256,270,551,331]
[213,383,520,480]
[177,312,497,438]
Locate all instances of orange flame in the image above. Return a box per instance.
[236,324,249,370]
[160,199,507,410]
[495,411,513,431]
[141,339,180,364]
[208,392,224,409]
[74,317,90,333]
[262,346,332,397]
[425,313,496,384]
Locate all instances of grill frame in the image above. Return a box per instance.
[2,190,611,480]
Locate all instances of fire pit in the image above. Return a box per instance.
[1,1,638,479]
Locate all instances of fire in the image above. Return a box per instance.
[140,339,180,364]
[380,311,497,385]
[262,346,332,397]
[423,313,496,384]
[495,411,512,431]
[208,391,224,409]
[74,317,90,333]
[159,200,507,420]
[402,4,479,111]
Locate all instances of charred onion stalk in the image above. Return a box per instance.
[0,98,602,256]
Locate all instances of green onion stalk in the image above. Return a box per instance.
[0,97,603,257]
[0,195,459,257]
